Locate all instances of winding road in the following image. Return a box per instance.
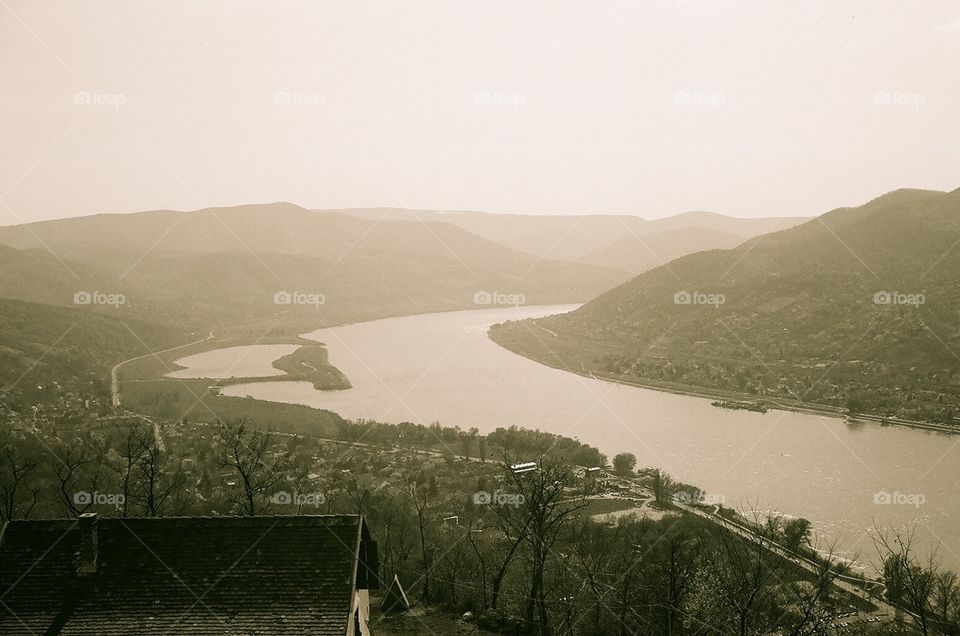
[110,331,215,408]
[671,498,894,613]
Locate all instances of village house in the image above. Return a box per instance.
[0,513,379,635]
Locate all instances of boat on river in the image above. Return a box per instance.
[710,400,768,413]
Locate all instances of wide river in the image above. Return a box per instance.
[195,305,958,570]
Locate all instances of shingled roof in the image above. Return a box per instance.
[0,514,379,635]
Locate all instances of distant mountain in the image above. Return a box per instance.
[490,188,960,425]
[0,244,114,307]
[579,227,744,273]
[0,203,626,332]
[337,208,807,274]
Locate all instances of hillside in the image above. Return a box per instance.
[0,244,136,308]
[337,207,807,274]
[490,188,960,425]
[0,298,185,413]
[580,227,744,273]
[0,203,626,332]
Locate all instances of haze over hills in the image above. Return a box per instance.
[0,244,120,308]
[0,202,627,332]
[579,227,745,273]
[337,207,807,274]
[0,200,819,423]
[490,187,960,424]
[0,298,185,408]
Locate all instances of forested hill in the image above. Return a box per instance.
[0,298,185,413]
[491,188,960,424]
[0,202,625,332]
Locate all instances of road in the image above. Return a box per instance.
[97,413,166,452]
[671,498,894,612]
[531,320,558,338]
[601,473,898,617]
[111,331,215,408]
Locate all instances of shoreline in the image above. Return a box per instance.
[121,306,960,438]
[115,333,351,403]
[489,335,960,436]
[585,371,959,435]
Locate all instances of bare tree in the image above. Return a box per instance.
[570,514,623,635]
[217,421,288,516]
[377,490,417,585]
[287,460,312,515]
[932,571,960,635]
[403,470,434,602]
[346,474,373,517]
[0,445,40,521]
[783,537,850,636]
[661,524,701,636]
[54,442,106,517]
[650,468,675,506]
[874,526,940,636]
[490,488,531,610]
[133,437,185,517]
[436,532,472,609]
[111,425,149,517]
[466,528,489,608]
[690,511,783,636]
[501,454,588,635]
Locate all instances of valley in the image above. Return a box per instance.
[3,193,958,635]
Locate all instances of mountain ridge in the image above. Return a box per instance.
[334,206,808,273]
[490,187,960,425]
[0,202,627,333]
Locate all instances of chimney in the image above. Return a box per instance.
[76,512,99,576]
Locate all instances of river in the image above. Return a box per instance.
[167,344,300,379]
[184,305,958,570]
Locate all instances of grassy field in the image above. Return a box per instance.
[582,497,643,517]
[271,343,351,389]
[118,334,349,434]
[120,333,349,388]
[123,377,345,435]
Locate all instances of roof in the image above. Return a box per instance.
[0,514,377,635]
[380,574,411,614]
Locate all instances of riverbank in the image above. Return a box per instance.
[488,325,960,436]
[108,306,960,577]
[112,333,351,433]
[588,369,959,435]
[119,335,350,392]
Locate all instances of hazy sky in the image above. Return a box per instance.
[1,1,958,223]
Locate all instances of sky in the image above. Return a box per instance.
[1,0,958,224]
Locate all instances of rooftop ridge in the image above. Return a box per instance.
[0,513,372,634]
[3,514,362,529]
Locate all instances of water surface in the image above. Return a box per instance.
[220,305,959,569]
[167,344,300,379]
